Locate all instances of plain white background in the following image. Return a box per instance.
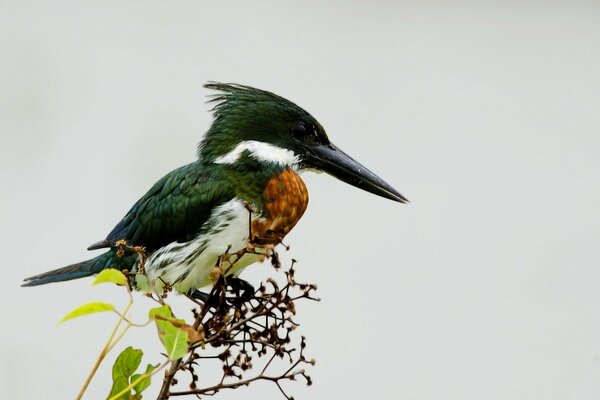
[2,1,600,399]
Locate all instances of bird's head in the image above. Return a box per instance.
[198,82,408,203]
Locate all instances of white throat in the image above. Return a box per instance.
[213,140,300,168]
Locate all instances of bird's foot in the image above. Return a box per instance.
[188,276,255,308]
[226,276,255,302]
[189,289,210,302]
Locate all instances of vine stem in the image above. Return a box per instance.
[75,293,134,400]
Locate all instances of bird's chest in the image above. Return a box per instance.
[251,169,309,245]
[139,170,308,293]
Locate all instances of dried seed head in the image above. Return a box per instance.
[209,267,222,282]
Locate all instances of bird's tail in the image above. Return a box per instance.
[22,251,116,287]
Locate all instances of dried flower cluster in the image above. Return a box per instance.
[156,247,319,399]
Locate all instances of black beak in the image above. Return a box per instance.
[302,143,408,203]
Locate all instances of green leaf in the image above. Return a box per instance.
[108,376,129,400]
[58,302,115,324]
[131,364,156,395]
[148,304,172,321]
[149,305,189,360]
[113,346,143,379]
[93,268,127,286]
[108,347,143,400]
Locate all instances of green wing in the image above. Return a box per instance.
[91,162,235,253]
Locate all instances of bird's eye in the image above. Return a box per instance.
[291,123,307,140]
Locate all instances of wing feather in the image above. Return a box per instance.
[91,162,234,253]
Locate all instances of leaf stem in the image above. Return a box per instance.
[76,297,133,400]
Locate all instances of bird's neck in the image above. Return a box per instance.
[200,151,292,214]
[198,137,303,215]
[198,136,299,169]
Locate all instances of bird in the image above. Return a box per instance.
[22,83,408,296]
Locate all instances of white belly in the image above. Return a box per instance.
[135,198,259,294]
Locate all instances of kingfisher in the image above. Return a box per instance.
[23,83,407,295]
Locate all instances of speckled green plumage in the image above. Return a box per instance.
[99,156,284,254]
[104,162,234,253]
